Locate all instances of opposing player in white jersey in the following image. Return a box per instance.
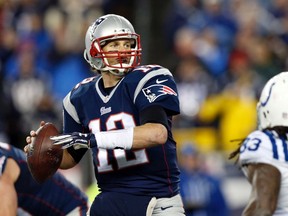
[26,14,185,216]
[230,71,288,216]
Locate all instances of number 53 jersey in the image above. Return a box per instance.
[239,130,288,215]
[63,65,181,198]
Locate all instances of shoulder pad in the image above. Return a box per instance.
[239,130,286,166]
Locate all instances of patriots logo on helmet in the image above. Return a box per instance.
[95,17,105,25]
[142,84,177,103]
[90,17,107,41]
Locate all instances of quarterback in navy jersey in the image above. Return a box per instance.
[0,142,88,215]
[230,72,288,215]
[26,14,185,216]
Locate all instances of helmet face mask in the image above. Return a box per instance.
[84,14,142,76]
[257,72,288,130]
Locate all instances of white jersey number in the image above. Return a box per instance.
[89,112,148,173]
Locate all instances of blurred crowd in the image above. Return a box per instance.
[0,0,137,149]
[178,142,230,216]
[1,0,288,151]
[164,1,288,213]
[165,0,288,152]
[0,0,99,148]
[1,0,286,214]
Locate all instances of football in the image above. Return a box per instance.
[27,122,63,183]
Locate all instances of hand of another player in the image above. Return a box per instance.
[50,132,97,150]
[24,121,46,153]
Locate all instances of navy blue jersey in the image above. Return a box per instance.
[63,65,180,198]
[0,142,88,216]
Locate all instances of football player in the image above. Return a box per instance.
[229,72,288,215]
[26,14,185,216]
[0,142,88,215]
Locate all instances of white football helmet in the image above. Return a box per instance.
[257,71,288,130]
[83,14,142,76]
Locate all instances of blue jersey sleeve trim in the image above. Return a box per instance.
[264,130,278,159]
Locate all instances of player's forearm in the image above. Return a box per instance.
[242,205,273,216]
[53,123,168,151]
[0,206,17,216]
[243,164,279,216]
[95,123,167,150]
[0,183,17,216]
[132,123,167,149]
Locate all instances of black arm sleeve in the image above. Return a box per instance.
[67,147,87,163]
[139,105,169,129]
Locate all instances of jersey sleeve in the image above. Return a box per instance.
[62,76,99,133]
[62,101,84,133]
[62,88,90,163]
[239,130,278,166]
[132,66,180,115]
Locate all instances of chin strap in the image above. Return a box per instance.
[101,66,131,76]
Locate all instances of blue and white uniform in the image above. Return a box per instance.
[239,130,288,215]
[63,65,183,215]
[0,142,88,216]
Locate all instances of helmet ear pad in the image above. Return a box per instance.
[89,40,99,58]
[89,41,105,70]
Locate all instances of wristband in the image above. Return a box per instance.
[95,127,134,150]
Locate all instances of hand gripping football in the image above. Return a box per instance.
[27,122,63,183]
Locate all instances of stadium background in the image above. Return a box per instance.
[1,0,288,214]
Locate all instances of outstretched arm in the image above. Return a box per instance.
[52,122,167,150]
[242,163,281,216]
[52,105,168,151]
[133,122,168,148]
